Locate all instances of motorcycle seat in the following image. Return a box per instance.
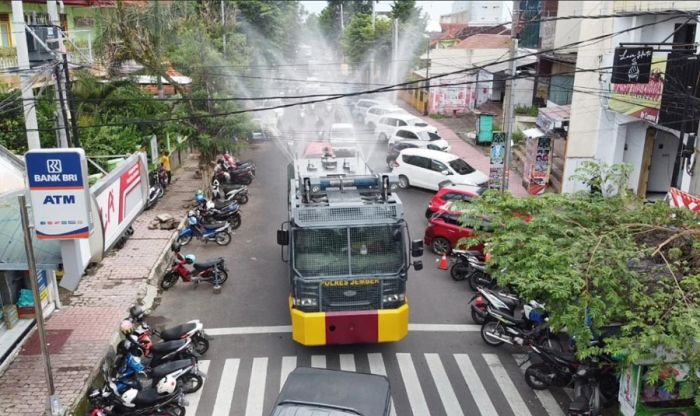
[490,306,525,324]
[567,395,589,412]
[193,259,222,271]
[203,221,229,230]
[151,359,193,382]
[160,322,198,340]
[151,339,187,355]
[132,387,170,406]
[212,200,233,209]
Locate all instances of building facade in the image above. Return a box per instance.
[561,1,700,197]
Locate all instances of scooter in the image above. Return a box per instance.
[177,211,231,246]
[88,376,185,416]
[480,300,549,347]
[115,351,203,395]
[118,334,197,367]
[160,242,228,291]
[129,305,210,355]
[145,171,164,210]
[468,286,519,324]
[212,179,249,205]
[450,250,494,289]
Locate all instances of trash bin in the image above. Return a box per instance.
[475,113,495,145]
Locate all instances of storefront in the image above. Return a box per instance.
[0,191,61,366]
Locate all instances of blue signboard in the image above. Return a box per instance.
[25,148,92,240]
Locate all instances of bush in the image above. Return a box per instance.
[514,105,539,117]
[512,130,525,146]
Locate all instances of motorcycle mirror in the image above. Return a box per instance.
[411,239,423,257]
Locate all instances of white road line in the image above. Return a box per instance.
[339,354,356,372]
[424,354,464,416]
[513,354,566,416]
[367,353,396,416]
[311,355,326,368]
[454,354,498,416]
[280,356,297,392]
[184,360,209,416]
[396,353,430,416]
[206,323,480,336]
[483,354,533,416]
[245,357,268,416]
[212,358,240,416]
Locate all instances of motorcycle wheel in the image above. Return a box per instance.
[236,194,249,205]
[214,269,229,284]
[161,271,179,290]
[450,262,470,281]
[177,234,192,246]
[193,334,210,354]
[180,372,204,394]
[524,363,552,390]
[215,232,232,246]
[158,404,186,416]
[240,176,252,185]
[480,320,505,347]
[229,214,242,230]
[471,307,486,325]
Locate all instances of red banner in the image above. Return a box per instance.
[669,188,700,214]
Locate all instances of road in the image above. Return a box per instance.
[152,104,572,416]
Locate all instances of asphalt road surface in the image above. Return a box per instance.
[152,105,573,416]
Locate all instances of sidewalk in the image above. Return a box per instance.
[399,104,529,198]
[0,155,202,416]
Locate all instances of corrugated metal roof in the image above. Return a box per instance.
[0,190,61,271]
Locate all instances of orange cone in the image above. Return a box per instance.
[438,253,448,270]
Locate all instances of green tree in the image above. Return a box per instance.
[340,12,391,68]
[459,162,700,405]
[319,0,375,49]
[390,0,416,22]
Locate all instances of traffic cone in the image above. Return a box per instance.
[438,253,448,270]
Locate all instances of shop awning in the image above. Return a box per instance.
[522,127,546,138]
[0,190,61,271]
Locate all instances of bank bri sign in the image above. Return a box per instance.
[25,148,92,240]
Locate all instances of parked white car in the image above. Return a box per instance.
[352,99,389,121]
[364,105,406,130]
[375,113,436,142]
[387,127,451,152]
[392,148,488,191]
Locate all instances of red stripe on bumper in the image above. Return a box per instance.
[325,310,378,344]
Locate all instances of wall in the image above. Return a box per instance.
[427,73,477,115]
[553,0,584,52]
[512,76,535,107]
[614,0,700,12]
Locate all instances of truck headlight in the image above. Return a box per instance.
[295,297,318,307]
[382,294,405,303]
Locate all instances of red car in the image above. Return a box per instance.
[424,212,489,254]
[425,184,485,219]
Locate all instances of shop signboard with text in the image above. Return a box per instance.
[25,148,92,239]
[92,153,148,250]
[610,58,666,124]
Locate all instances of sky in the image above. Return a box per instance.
[300,1,456,32]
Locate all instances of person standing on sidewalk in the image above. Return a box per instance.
[160,150,172,185]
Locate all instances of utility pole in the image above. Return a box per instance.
[63,53,80,147]
[47,1,69,147]
[424,36,430,116]
[501,0,519,193]
[369,1,375,86]
[12,1,41,149]
[339,2,345,31]
[690,125,700,195]
[392,18,399,100]
[221,0,226,55]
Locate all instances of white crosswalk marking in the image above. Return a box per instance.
[514,354,566,416]
[245,357,268,416]
[280,356,297,391]
[483,354,533,416]
[184,360,209,416]
[396,353,430,416]
[367,353,396,416]
[212,358,240,416]
[454,354,499,416]
[311,355,326,368]
[425,353,464,416]
[339,354,356,371]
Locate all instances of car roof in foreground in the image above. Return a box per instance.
[399,147,459,160]
[275,367,390,416]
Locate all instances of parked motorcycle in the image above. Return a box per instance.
[450,250,495,290]
[480,300,549,347]
[115,348,203,395]
[523,342,580,390]
[212,179,249,205]
[129,305,210,355]
[88,375,185,416]
[119,333,198,367]
[145,171,164,210]
[213,160,255,185]
[469,286,519,325]
[177,211,231,246]
[160,242,228,291]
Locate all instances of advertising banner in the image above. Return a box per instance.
[25,148,92,239]
[611,47,653,84]
[669,187,700,214]
[523,136,552,196]
[93,153,148,250]
[488,132,506,190]
[610,58,666,123]
[619,364,640,416]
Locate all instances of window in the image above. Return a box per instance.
[431,160,448,172]
[673,23,696,53]
[397,130,418,139]
[0,14,11,48]
[397,120,407,126]
[449,159,476,174]
[412,156,431,169]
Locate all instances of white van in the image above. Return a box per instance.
[364,105,406,130]
[392,148,488,191]
[375,113,435,141]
